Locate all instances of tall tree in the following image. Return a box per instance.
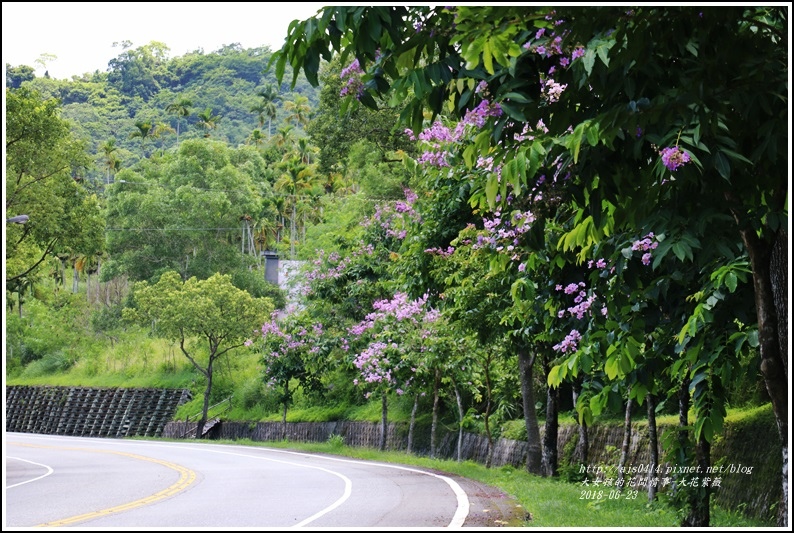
[128,120,153,156]
[166,97,192,147]
[255,83,280,138]
[6,63,36,89]
[275,156,317,258]
[5,87,104,307]
[100,138,119,185]
[195,107,221,138]
[283,94,312,129]
[103,139,261,283]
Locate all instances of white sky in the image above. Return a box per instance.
[2,2,328,80]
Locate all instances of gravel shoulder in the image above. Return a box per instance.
[450,475,531,527]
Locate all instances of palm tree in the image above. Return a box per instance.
[275,157,315,259]
[129,120,153,156]
[151,121,176,151]
[247,128,266,146]
[256,84,280,138]
[196,107,221,138]
[166,97,192,148]
[272,123,294,151]
[250,101,268,129]
[283,94,311,128]
[100,139,118,184]
[253,217,280,253]
[296,137,317,165]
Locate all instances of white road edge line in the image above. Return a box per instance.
[5,456,55,488]
[200,443,471,528]
[8,435,470,527]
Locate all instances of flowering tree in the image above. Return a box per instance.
[345,291,441,451]
[274,6,788,526]
[248,312,327,438]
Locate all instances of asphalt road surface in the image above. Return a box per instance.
[4,433,525,529]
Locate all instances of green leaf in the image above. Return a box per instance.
[633,384,648,406]
[605,355,619,380]
[747,330,759,348]
[619,351,635,375]
[482,39,494,74]
[671,241,690,262]
[585,122,599,147]
[500,91,531,104]
[499,101,528,122]
[569,123,585,164]
[685,40,699,57]
[582,48,596,75]
[725,271,738,292]
[596,42,611,68]
[720,147,754,166]
[714,151,731,180]
[485,173,499,208]
[462,144,476,169]
[688,371,707,392]
[548,363,566,386]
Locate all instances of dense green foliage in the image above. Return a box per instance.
[11,41,320,181]
[4,7,788,527]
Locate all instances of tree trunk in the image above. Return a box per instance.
[518,346,542,474]
[730,194,788,528]
[683,435,711,527]
[571,381,589,466]
[616,394,633,491]
[430,368,440,458]
[379,391,387,452]
[647,393,659,502]
[72,265,79,293]
[196,366,212,438]
[59,257,67,287]
[770,228,788,527]
[291,202,297,260]
[453,381,464,462]
[542,381,559,477]
[407,393,419,454]
[281,380,289,440]
[483,357,494,469]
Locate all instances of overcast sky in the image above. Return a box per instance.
[2,2,328,80]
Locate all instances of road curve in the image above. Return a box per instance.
[4,432,520,528]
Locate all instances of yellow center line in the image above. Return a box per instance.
[11,443,197,527]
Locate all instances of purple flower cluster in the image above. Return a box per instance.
[631,232,660,266]
[555,281,599,320]
[520,11,587,75]
[425,246,455,257]
[303,245,377,297]
[353,341,394,385]
[553,329,582,354]
[410,100,502,167]
[340,58,365,99]
[659,146,691,171]
[462,99,503,128]
[248,314,325,388]
[541,77,568,103]
[362,188,421,240]
[472,209,536,262]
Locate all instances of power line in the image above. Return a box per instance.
[106,227,243,232]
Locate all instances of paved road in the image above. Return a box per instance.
[4,433,521,528]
